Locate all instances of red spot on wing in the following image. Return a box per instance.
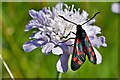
[77,51,82,55]
[83,46,86,53]
[74,48,77,52]
[88,48,92,52]
[73,57,78,62]
[77,61,82,65]
[86,36,89,41]
[91,52,95,56]
[76,38,80,43]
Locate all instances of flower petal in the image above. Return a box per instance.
[25,19,43,32]
[29,31,42,39]
[52,46,63,55]
[100,36,107,47]
[90,36,107,48]
[68,46,73,54]
[23,41,37,52]
[93,47,102,64]
[29,9,38,18]
[55,2,63,10]
[92,26,101,34]
[42,7,52,16]
[59,43,69,55]
[80,10,89,22]
[42,42,55,54]
[56,54,69,72]
[23,38,48,52]
[36,38,47,46]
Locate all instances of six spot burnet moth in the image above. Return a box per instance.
[58,12,100,71]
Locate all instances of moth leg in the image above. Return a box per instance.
[66,44,74,46]
[61,31,71,38]
[59,37,75,43]
[61,31,76,39]
[54,37,75,48]
[71,32,76,35]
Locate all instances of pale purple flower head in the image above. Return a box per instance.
[111,2,120,14]
[23,3,107,72]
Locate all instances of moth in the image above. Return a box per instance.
[58,12,100,71]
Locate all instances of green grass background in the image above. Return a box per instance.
[2,2,118,78]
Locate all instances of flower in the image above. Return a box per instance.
[111,2,120,14]
[23,3,107,72]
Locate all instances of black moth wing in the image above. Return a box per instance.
[71,37,86,71]
[84,35,97,64]
[71,26,87,71]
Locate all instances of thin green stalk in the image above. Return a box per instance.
[56,71,61,80]
[0,54,15,80]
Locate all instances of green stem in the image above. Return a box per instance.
[56,71,61,80]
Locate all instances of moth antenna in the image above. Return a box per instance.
[81,12,100,25]
[58,15,78,25]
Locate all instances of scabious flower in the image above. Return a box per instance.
[23,3,107,72]
[111,2,120,14]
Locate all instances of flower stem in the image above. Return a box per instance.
[56,71,61,80]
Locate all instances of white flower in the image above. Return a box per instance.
[111,2,120,14]
[23,2,107,72]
